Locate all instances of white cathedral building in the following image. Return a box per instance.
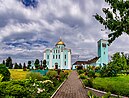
[43,39,72,69]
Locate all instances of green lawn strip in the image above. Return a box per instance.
[93,75,129,96]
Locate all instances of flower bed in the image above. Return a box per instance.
[1,69,71,98]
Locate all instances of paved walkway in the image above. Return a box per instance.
[53,71,88,98]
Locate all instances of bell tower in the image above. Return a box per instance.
[98,39,108,66]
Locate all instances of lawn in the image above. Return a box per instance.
[93,75,129,97]
[9,69,29,80]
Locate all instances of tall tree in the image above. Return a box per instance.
[23,63,27,71]
[94,0,129,44]
[19,63,22,69]
[111,52,127,71]
[6,57,13,69]
[2,60,5,65]
[34,59,40,69]
[14,63,19,69]
[27,61,31,69]
[43,60,47,69]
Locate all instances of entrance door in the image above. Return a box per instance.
[55,63,58,69]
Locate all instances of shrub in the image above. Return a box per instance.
[77,70,84,75]
[46,70,57,79]
[83,78,93,87]
[59,71,65,81]
[0,74,3,82]
[88,70,95,78]
[42,75,49,81]
[26,72,43,81]
[95,73,101,77]
[79,74,87,79]
[82,79,88,86]
[0,77,57,98]
[0,64,10,81]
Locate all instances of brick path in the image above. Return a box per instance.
[53,71,88,98]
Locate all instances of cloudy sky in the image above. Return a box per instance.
[0,0,129,64]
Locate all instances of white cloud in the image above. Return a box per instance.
[0,0,128,63]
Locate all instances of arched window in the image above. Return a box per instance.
[59,55,60,59]
[65,55,66,59]
[47,55,49,59]
[65,61,66,65]
[56,55,57,59]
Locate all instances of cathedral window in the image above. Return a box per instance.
[59,55,60,59]
[47,61,49,65]
[65,61,66,65]
[56,55,57,59]
[65,55,66,59]
[53,55,54,59]
[56,50,57,53]
[47,55,49,59]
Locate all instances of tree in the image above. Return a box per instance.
[100,52,128,77]
[14,63,19,69]
[94,0,129,44]
[27,61,31,69]
[19,63,22,69]
[43,60,47,69]
[34,59,40,69]
[23,63,27,71]
[0,64,10,81]
[111,52,127,71]
[6,57,13,69]
[2,60,5,65]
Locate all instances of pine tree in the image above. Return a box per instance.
[6,57,13,69]
[19,63,22,69]
[43,60,47,69]
[14,63,19,69]
[23,63,26,71]
[27,61,31,69]
[34,59,40,69]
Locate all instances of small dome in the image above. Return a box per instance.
[56,38,65,46]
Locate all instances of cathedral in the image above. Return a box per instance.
[43,39,72,69]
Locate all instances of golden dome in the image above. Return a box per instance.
[56,39,65,46]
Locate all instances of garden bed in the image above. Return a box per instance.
[1,69,71,98]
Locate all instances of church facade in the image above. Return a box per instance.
[73,39,108,69]
[43,39,72,69]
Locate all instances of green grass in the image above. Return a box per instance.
[93,75,129,97]
[9,69,29,80]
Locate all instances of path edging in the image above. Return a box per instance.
[85,87,126,98]
[50,79,66,98]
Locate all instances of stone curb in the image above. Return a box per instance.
[50,79,66,98]
[50,71,71,98]
[85,87,126,98]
